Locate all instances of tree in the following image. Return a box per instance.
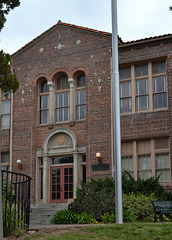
[0,0,20,93]
[170,6,172,11]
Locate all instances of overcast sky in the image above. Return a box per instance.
[0,0,172,54]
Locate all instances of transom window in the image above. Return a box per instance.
[55,75,70,122]
[39,79,49,124]
[76,74,86,120]
[119,61,167,114]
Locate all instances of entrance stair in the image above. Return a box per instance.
[30,203,67,225]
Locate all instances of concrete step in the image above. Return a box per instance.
[30,203,67,225]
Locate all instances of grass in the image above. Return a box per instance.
[21,223,172,240]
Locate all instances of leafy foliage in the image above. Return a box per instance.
[0,1,20,93]
[0,50,19,93]
[122,171,170,200]
[69,178,115,220]
[0,0,20,31]
[123,193,156,222]
[50,209,96,225]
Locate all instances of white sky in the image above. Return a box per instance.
[0,0,172,54]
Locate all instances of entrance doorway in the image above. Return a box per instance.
[50,166,73,203]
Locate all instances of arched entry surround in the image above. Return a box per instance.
[38,128,80,204]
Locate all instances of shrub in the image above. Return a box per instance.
[69,178,115,220]
[50,209,78,224]
[123,193,156,222]
[122,171,170,200]
[50,209,96,224]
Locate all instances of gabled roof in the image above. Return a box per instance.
[12,21,172,57]
[12,20,123,58]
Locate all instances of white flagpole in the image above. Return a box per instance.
[111,0,123,224]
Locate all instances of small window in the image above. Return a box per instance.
[153,76,167,109]
[136,65,148,77]
[56,75,70,122]
[76,74,86,120]
[120,81,131,113]
[1,152,9,171]
[136,79,149,111]
[39,79,49,124]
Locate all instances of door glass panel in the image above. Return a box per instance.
[69,168,73,175]
[65,184,68,191]
[64,168,68,175]
[52,193,56,200]
[69,184,73,191]
[69,192,73,198]
[64,192,68,199]
[69,176,73,183]
[57,192,60,199]
[57,176,60,183]
[64,176,68,183]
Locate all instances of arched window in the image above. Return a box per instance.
[76,74,86,120]
[55,74,70,122]
[39,79,49,124]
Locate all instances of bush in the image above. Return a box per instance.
[122,171,170,200]
[123,193,156,222]
[50,209,78,224]
[50,209,97,224]
[69,178,115,220]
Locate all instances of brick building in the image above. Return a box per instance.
[0,21,172,205]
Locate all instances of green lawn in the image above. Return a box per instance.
[22,223,172,240]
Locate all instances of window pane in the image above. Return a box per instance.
[122,156,133,172]
[153,62,165,74]
[156,170,170,183]
[120,98,131,113]
[119,68,131,80]
[136,79,148,95]
[136,65,148,77]
[2,100,10,114]
[153,76,166,93]
[1,115,10,128]
[136,95,149,111]
[41,81,49,93]
[156,154,169,169]
[77,75,86,87]
[57,76,69,90]
[1,153,9,163]
[153,93,167,109]
[138,155,151,169]
[77,90,86,104]
[77,105,86,119]
[40,95,49,109]
[120,81,131,98]
[56,92,69,107]
[40,110,49,124]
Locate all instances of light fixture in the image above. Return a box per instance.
[96,153,102,163]
[17,159,23,170]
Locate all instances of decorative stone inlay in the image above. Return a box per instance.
[76,39,81,45]
[56,134,66,145]
[57,43,62,50]
[39,47,44,53]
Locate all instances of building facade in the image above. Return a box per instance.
[0,21,172,204]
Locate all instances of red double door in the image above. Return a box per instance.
[50,166,73,203]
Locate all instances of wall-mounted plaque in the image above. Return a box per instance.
[92,164,109,171]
